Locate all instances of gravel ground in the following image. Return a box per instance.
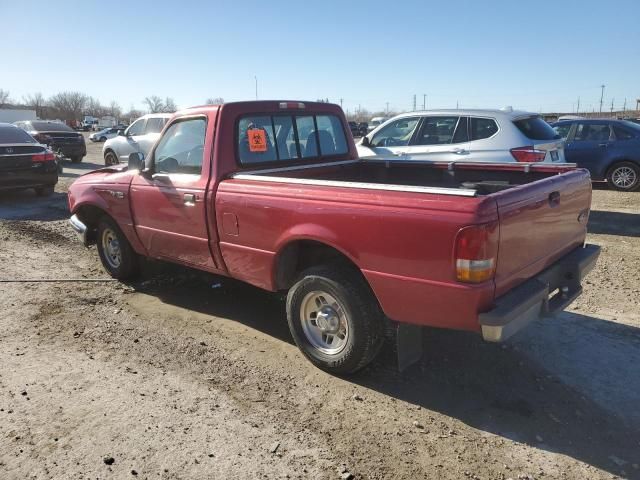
[0,136,639,480]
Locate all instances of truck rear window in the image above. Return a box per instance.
[238,114,348,165]
[513,117,560,141]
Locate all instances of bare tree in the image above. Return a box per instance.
[85,96,105,117]
[163,97,177,113]
[108,101,122,119]
[143,96,165,113]
[22,92,45,118]
[49,91,88,121]
[206,97,224,105]
[0,89,11,107]
[123,105,143,123]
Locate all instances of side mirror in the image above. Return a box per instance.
[361,136,371,147]
[118,129,125,136]
[128,152,145,171]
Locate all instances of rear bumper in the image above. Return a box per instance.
[54,144,86,157]
[69,214,89,246]
[479,243,600,342]
[0,161,58,190]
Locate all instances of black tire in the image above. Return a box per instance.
[104,150,118,166]
[607,161,640,191]
[96,216,139,279]
[70,155,83,163]
[35,185,54,197]
[99,136,107,142]
[286,265,384,374]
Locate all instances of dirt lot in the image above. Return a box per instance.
[1,136,639,480]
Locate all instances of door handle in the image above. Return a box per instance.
[598,143,608,147]
[548,191,560,207]
[183,193,196,205]
[451,149,468,155]
[393,151,406,156]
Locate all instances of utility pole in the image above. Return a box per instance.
[456,100,459,109]
[599,84,605,114]
[339,98,343,108]
[623,98,627,113]
[576,97,580,114]
[422,94,426,110]
[413,94,416,111]
[610,98,614,115]
[385,102,389,115]
[254,76,258,100]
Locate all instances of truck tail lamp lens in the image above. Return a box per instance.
[31,152,56,162]
[510,146,546,163]
[279,102,306,109]
[455,222,498,283]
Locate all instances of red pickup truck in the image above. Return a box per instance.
[68,101,600,373]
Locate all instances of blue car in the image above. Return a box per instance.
[551,119,640,191]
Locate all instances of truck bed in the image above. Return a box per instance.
[235,159,578,196]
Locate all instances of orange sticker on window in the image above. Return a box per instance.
[247,128,268,152]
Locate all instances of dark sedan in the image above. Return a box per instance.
[0,123,58,196]
[552,119,640,191]
[14,120,86,163]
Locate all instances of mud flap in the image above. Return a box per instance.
[396,323,423,372]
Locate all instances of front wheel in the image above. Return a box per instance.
[96,216,139,279]
[286,266,384,374]
[607,161,640,191]
[99,136,107,142]
[104,151,118,166]
[70,155,83,163]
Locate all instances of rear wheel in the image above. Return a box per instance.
[607,161,639,191]
[99,136,107,142]
[104,150,118,166]
[96,216,139,279]
[286,265,384,374]
[70,155,83,163]
[35,185,54,197]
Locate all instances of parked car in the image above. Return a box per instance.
[348,121,360,137]
[89,127,120,142]
[102,113,172,166]
[551,118,640,191]
[357,109,566,164]
[68,100,599,374]
[0,123,58,196]
[14,120,86,163]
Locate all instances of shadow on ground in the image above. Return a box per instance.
[131,265,640,479]
[0,190,68,221]
[589,210,640,237]
[59,159,104,179]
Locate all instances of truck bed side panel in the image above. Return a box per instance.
[215,179,497,331]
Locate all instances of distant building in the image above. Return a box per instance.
[0,108,37,123]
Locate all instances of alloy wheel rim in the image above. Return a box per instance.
[300,291,349,355]
[612,166,636,188]
[101,228,122,269]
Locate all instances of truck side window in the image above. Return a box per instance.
[153,117,206,175]
[316,115,348,156]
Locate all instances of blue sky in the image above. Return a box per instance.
[2,0,639,114]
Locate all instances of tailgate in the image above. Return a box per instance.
[492,169,591,297]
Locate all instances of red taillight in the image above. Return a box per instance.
[510,146,546,163]
[32,152,56,162]
[454,222,499,283]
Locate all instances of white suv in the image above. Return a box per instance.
[102,113,172,165]
[357,108,565,164]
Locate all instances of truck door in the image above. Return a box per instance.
[129,114,217,271]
